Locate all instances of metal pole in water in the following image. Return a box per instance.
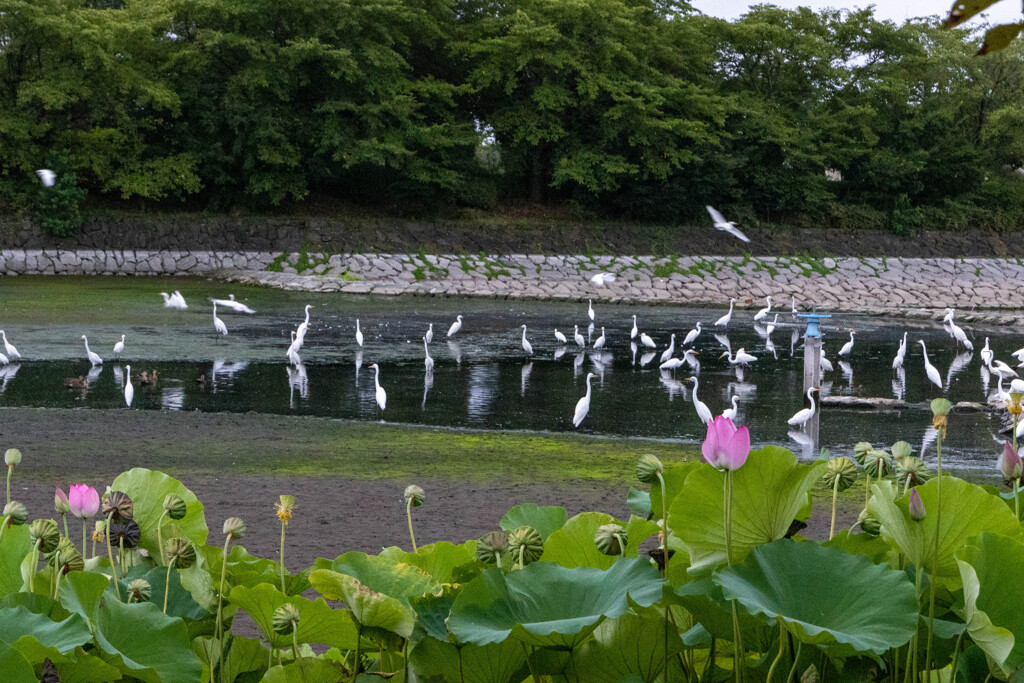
[796,312,831,451]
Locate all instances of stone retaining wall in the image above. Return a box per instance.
[3,248,1023,321]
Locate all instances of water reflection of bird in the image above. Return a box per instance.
[0,364,19,393]
[839,361,853,386]
[521,362,532,397]
[892,367,906,401]
[124,366,134,408]
[640,352,656,367]
[573,352,586,376]
[422,367,433,410]
[945,351,973,387]
[630,341,637,365]
[447,340,462,365]
[659,371,686,400]
[554,346,568,361]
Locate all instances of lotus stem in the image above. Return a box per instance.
[61,512,68,541]
[925,430,943,676]
[909,560,923,681]
[28,544,38,593]
[1015,479,1020,522]
[52,550,61,599]
[657,471,668,573]
[279,522,287,593]
[156,510,168,567]
[765,621,786,683]
[0,516,7,546]
[518,545,525,570]
[105,513,121,599]
[5,466,10,506]
[406,498,417,552]
[784,640,802,683]
[352,622,363,682]
[725,470,743,683]
[216,535,231,683]
[949,629,965,682]
[81,520,87,558]
[829,472,841,540]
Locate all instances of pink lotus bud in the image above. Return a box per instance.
[999,441,1023,481]
[908,488,926,522]
[68,484,100,520]
[701,416,751,471]
[54,488,71,515]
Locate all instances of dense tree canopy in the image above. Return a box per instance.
[2,0,1023,231]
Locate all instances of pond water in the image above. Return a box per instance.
[0,277,1015,475]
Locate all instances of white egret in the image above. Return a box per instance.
[573,373,595,427]
[820,346,834,373]
[81,336,103,366]
[765,314,779,336]
[447,315,463,338]
[753,296,772,322]
[683,322,702,346]
[683,349,701,370]
[369,363,386,410]
[574,325,586,348]
[113,335,125,356]
[989,358,1019,380]
[356,319,364,347]
[588,299,595,322]
[659,357,684,371]
[0,352,8,366]
[425,324,434,344]
[210,295,255,314]
[685,376,713,425]
[949,320,973,351]
[705,205,751,242]
[660,334,676,363]
[791,297,798,315]
[722,395,740,421]
[838,330,855,357]
[296,305,314,345]
[159,292,187,310]
[893,333,907,370]
[981,338,993,367]
[714,299,735,327]
[287,332,301,366]
[919,340,942,389]
[554,329,568,344]
[0,331,20,359]
[787,388,819,429]
[124,365,134,408]
[1012,347,1024,363]
[593,327,606,349]
[520,325,533,355]
[172,291,189,309]
[213,302,228,336]
[721,348,757,366]
[630,315,638,340]
[590,273,616,286]
[36,169,56,187]
[640,332,656,349]
[423,337,433,372]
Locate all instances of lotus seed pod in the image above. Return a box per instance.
[46,537,84,574]
[404,485,424,508]
[594,523,628,556]
[3,501,27,526]
[223,517,246,541]
[4,448,21,467]
[164,538,197,569]
[821,457,857,493]
[127,579,152,604]
[890,441,912,461]
[275,495,295,526]
[163,494,187,521]
[895,456,931,488]
[507,526,544,566]
[272,603,301,635]
[92,521,106,544]
[29,519,60,553]
[475,531,509,565]
[930,398,952,417]
[908,489,926,522]
[636,455,664,484]
[108,520,141,550]
[857,509,881,536]
[101,491,134,523]
[863,450,892,478]
[852,442,873,465]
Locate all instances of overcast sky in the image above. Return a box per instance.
[691,0,1021,25]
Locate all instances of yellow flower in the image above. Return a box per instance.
[275,495,295,526]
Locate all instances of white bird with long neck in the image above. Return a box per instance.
[715,299,735,327]
[981,337,993,367]
[210,294,255,314]
[0,332,20,360]
[787,388,819,428]
[791,297,798,315]
[159,292,187,310]
[113,335,125,356]
[554,329,568,344]
[593,327,606,349]
[423,337,433,372]
[81,336,102,366]
[588,299,595,322]
[919,340,942,389]
[989,357,1018,380]
[685,376,713,425]
[706,205,751,242]
[765,314,779,336]
[520,325,533,355]
[425,324,434,344]
[683,322,701,346]
[0,351,7,366]
[820,345,834,373]
[721,348,757,366]
[296,305,313,346]
[838,330,855,357]
[573,372,595,427]
[639,332,656,350]
[287,331,301,365]
[369,363,386,410]
[124,365,134,407]
[447,315,463,338]
[660,334,676,363]
[722,395,740,421]
[574,325,586,348]
[659,357,684,371]
[213,302,228,336]
[355,319,363,347]
[893,333,907,370]
[630,315,639,340]
[949,319,973,351]
[753,296,772,322]
[172,291,188,309]
[683,349,700,370]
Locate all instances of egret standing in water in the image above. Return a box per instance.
[721,348,757,366]
[423,337,433,372]
[113,335,125,357]
[715,299,735,327]
[447,315,463,338]
[588,300,595,322]
[753,296,772,322]
[630,315,638,339]
[574,325,586,348]
[212,302,228,336]
[640,332,656,350]
[554,329,567,344]
[124,365,134,407]
[0,332,20,360]
[722,395,740,421]
[683,322,701,346]
[787,388,819,429]
[520,325,534,356]
[593,327,606,349]
[296,305,313,346]
[369,363,387,410]
[355,319,363,347]
[685,376,712,425]
[981,337,993,367]
[838,330,855,357]
[918,340,942,389]
[81,336,103,366]
[660,334,676,363]
[573,372,596,427]
[893,333,907,370]
[425,324,434,344]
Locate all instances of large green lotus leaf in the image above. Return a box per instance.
[448,558,664,649]
[670,447,825,575]
[0,524,30,596]
[500,503,568,541]
[53,646,125,683]
[192,635,268,683]
[199,544,309,596]
[95,597,203,683]
[627,487,652,519]
[666,580,770,643]
[715,539,917,659]
[574,607,686,682]
[868,477,1024,585]
[0,605,90,656]
[0,639,34,683]
[308,569,415,638]
[110,468,208,556]
[540,512,659,570]
[59,571,111,627]
[410,635,527,683]
[260,659,350,682]
[324,551,440,605]
[394,542,478,584]
[0,591,71,621]
[229,582,360,649]
[119,565,209,620]
[649,462,701,521]
[955,533,1024,677]
[822,530,894,565]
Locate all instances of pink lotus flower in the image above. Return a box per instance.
[54,487,71,514]
[68,484,100,520]
[702,416,750,471]
[1000,441,1023,481]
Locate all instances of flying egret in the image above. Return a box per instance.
[213,302,228,336]
[369,363,386,410]
[981,337,993,367]
[787,388,820,429]
[705,205,751,243]
[630,315,638,340]
[81,336,102,366]
[423,337,433,372]
[714,299,735,327]
[683,322,702,346]
[210,295,255,314]
[574,325,586,348]
[124,365,134,408]
[838,330,855,357]
[593,327,606,349]
[0,331,20,360]
[520,325,533,355]
[722,395,740,421]
[573,372,595,427]
[588,299,595,322]
[753,296,772,322]
[447,315,463,338]
[685,376,713,425]
[660,334,676,363]
[989,357,1018,380]
[159,293,187,310]
[919,340,942,389]
[721,348,757,366]
[355,319,364,347]
[172,291,188,309]
[554,329,568,344]
[590,273,616,286]
[113,335,125,356]
[640,332,656,350]
[765,314,779,336]
[36,169,56,187]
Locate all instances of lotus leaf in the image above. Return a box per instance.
[120,565,209,619]
[540,512,659,570]
[308,569,416,638]
[574,607,686,682]
[448,558,663,649]
[59,571,110,627]
[95,597,203,683]
[649,462,700,521]
[715,539,917,659]
[669,446,825,574]
[500,503,567,541]
[110,469,208,557]
[0,605,91,667]
[627,487,652,519]
[410,635,528,683]
[0,524,30,597]
[199,544,308,596]
[261,659,350,682]
[395,541,478,584]
[229,582,360,649]
[321,551,440,606]
[191,635,267,683]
